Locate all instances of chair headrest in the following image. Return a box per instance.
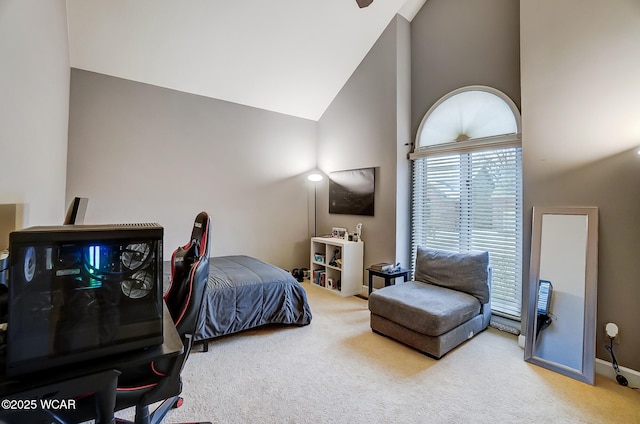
[165,211,211,335]
[190,212,210,258]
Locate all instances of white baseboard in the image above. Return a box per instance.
[361,284,369,298]
[596,358,640,388]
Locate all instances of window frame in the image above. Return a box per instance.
[410,86,523,319]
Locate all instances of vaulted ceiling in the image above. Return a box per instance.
[66,0,427,121]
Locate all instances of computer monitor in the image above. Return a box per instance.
[63,197,89,225]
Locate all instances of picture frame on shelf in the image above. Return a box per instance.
[331,227,347,239]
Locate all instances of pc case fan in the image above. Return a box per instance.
[121,243,152,270]
[120,242,154,299]
[121,270,154,299]
[23,246,37,282]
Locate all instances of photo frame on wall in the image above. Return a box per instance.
[329,167,375,216]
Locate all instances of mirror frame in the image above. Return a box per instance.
[524,206,598,384]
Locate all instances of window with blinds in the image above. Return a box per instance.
[411,147,523,318]
[411,86,523,319]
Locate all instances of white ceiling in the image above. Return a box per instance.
[66,0,427,121]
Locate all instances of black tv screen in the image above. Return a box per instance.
[329,167,375,216]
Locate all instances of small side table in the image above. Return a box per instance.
[367,267,409,295]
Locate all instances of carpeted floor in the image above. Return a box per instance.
[120,282,639,424]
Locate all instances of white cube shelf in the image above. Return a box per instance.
[310,237,363,297]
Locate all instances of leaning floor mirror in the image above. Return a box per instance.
[524,206,598,384]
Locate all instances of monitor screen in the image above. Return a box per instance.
[63,197,89,225]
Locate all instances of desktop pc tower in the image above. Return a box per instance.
[6,223,164,377]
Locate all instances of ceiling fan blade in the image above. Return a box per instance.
[356,0,373,8]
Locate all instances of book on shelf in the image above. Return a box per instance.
[370,262,394,272]
[313,269,326,287]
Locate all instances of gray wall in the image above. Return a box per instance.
[0,0,70,227]
[410,0,521,301]
[317,16,412,293]
[67,70,317,270]
[521,0,640,371]
[411,0,521,136]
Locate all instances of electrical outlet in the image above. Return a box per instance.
[604,323,621,344]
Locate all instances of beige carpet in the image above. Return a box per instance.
[122,282,639,424]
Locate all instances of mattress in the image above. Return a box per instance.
[193,255,312,342]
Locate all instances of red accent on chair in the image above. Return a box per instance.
[113,212,211,424]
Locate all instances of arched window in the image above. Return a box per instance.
[411,86,523,319]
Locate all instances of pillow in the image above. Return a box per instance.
[414,247,490,304]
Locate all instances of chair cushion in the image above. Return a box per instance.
[414,247,490,304]
[368,281,481,337]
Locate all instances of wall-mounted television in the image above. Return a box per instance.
[329,167,375,216]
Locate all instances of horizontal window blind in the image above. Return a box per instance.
[411,147,523,318]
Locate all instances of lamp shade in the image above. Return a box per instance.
[307,173,323,182]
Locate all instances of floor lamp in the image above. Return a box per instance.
[307,172,323,237]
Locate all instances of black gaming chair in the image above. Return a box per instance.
[114,212,211,424]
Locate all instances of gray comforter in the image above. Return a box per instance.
[194,255,312,342]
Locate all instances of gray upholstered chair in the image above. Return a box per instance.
[368,247,491,359]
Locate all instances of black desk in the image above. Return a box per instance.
[0,302,183,424]
[367,268,410,295]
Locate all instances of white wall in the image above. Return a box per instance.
[0,0,70,227]
[65,0,410,121]
[521,0,640,370]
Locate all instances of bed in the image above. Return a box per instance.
[166,255,312,350]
